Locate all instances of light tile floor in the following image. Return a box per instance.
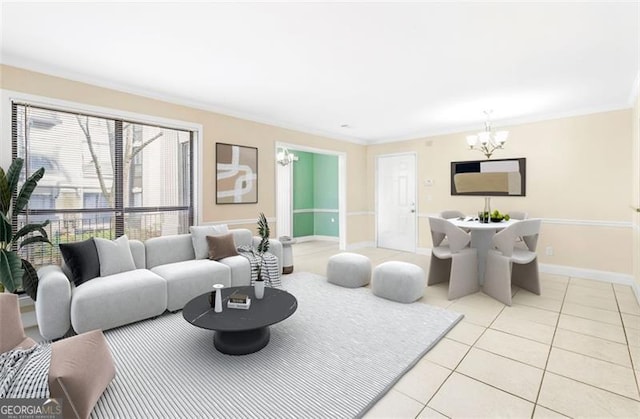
[292,241,640,418]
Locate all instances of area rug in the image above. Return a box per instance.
[91,272,463,418]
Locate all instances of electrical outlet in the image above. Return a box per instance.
[545,246,553,256]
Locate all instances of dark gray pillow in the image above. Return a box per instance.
[59,238,100,286]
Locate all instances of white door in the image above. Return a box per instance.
[376,154,417,252]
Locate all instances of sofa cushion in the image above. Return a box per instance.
[59,239,100,286]
[95,235,136,277]
[206,233,238,261]
[145,234,195,269]
[70,269,167,334]
[217,255,252,287]
[190,224,228,259]
[151,260,231,311]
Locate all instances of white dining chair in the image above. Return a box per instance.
[483,219,542,305]
[427,217,479,300]
[507,211,528,220]
[439,210,465,219]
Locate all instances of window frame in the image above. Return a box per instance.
[1,89,203,225]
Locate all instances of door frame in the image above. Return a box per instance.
[275,141,347,250]
[375,152,418,253]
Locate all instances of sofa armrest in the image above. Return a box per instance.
[36,265,72,340]
[252,237,283,275]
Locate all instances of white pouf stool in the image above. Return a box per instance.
[372,261,425,303]
[327,253,372,288]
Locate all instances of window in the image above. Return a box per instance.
[12,103,194,267]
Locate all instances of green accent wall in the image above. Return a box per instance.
[292,151,339,238]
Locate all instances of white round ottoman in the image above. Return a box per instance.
[372,261,425,303]
[327,253,372,288]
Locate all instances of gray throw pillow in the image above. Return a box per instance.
[190,224,228,259]
[206,233,239,261]
[94,235,137,277]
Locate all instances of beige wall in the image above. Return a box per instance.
[632,95,640,287]
[0,64,635,276]
[367,110,634,274]
[0,65,369,242]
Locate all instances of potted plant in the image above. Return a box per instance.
[253,212,270,299]
[0,158,51,299]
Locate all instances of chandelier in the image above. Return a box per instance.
[466,110,508,159]
[276,147,296,166]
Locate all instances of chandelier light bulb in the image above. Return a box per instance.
[276,147,296,166]
[464,111,509,159]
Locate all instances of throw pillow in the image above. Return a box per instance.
[190,224,229,259]
[59,239,101,286]
[94,235,137,277]
[206,233,239,261]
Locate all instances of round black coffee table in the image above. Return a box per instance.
[182,286,297,355]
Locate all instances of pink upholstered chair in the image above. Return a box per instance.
[483,219,542,305]
[0,293,116,419]
[427,217,479,299]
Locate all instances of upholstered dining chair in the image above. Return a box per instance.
[483,218,542,305]
[0,293,116,419]
[427,217,479,300]
[507,211,528,220]
[439,210,465,219]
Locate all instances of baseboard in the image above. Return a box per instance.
[416,247,431,255]
[21,310,37,329]
[539,263,640,306]
[295,235,340,243]
[538,263,634,285]
[346,241,376,250]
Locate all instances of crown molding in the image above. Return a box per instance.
[1,58,634,147]
[1,58,368,146]
[367,103,634,144]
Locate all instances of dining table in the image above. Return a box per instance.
[448,217,520,285]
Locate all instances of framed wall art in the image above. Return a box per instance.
[450,157,526,196]
[216,142,258,204]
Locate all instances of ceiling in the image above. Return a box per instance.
[1,1,638,144]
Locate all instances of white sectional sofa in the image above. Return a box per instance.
[36,228,282,340]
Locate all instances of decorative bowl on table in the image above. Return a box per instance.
[483,211,510,223]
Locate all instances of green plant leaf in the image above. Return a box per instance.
[19,235,51,249]
[14,220,50,244]
[15,167,45,214]
[21,259,39,301]
[257,212,270,254]
[0,249,24,292]
[0,166,10,216]
[0,216,11,245]
[6,158,23,200]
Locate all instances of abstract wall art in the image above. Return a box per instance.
[451,158,526,196]
[216,143,258,204]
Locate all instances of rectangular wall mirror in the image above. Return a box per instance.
[450,158,526,196]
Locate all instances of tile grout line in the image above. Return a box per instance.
[418,317,493,417]
[613,284,640,398]
[531,275,569,418]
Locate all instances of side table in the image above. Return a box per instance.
[279,236,296,274]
